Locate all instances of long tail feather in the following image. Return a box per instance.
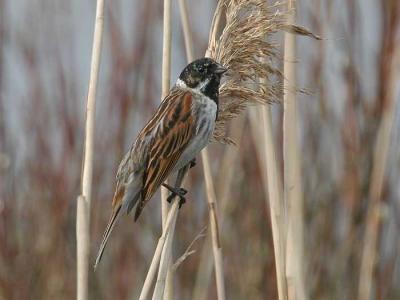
[94,205,121,270]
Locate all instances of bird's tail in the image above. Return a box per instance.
[94,205,121,270]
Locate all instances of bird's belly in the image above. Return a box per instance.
[173,99,217,172]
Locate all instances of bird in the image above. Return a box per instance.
[94,57,227,269]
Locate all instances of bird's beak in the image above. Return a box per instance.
[214,63,228,75]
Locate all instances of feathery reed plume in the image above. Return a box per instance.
[209,0,319,144]
[210,0,285,144]
[77,0,105,299]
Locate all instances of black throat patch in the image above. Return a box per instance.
[200,75,220,105]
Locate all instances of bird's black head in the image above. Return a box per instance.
[178,58,227,103]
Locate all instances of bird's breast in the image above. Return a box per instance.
[193,96,217,134]
[173,96,217,172]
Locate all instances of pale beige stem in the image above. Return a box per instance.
[283,1,306,300]
[249,107,287,299]
[162,3,195,299]
[357,53,399,300]
[179,0,194,62]
[260,104,287,300]
[161,0,172,228]
[161,0,173,297]
[76,196,89,300]
[177,0,227,298]
[206,0,224,58]
[148,165,188,300]
[201,150,226,300]
[77,0,105,299]
[203,5,227,299]
[163,268,174,300]
[139,199,180,300]
[192,119,244,300]
[153,207,178,300]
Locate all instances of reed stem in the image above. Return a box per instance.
[77,0,105,299]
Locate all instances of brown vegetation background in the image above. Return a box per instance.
[0,0,399,299]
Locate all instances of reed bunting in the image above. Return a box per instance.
[94,58,227,268]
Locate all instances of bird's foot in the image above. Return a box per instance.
[178,196,186,208]
[162,183,187,208]
[189,158,196,169]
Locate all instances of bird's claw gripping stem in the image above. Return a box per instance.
[162,183,187,208]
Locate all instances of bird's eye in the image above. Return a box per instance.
[197,66,205,73]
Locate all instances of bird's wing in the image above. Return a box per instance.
[134,90,195,220]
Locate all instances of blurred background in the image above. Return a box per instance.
[1,0,399,299]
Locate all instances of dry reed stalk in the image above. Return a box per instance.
[153,168,189,300]
[179,0,194,62]
[153,203,178,300]
[283,1,306,300]
[139,167,189,300]
[179,1,228,299]
[205,18,228,300]
[248,106,288,299]
[192,119,245,300]
[160,0,173,297]
[172,227,207,271]
[161,0,172,230]
[77,0,105,299]
[196,0,317,298]
[260,103,287,300]
[138,200,179,300]
[357,50,399,300]
[200,150,227,300]
[76,195,90,300]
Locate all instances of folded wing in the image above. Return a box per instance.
[134,90,195,220]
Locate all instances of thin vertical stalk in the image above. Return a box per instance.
[260,104,287,300]
[161,0,172,228]
[283,1,306,300]
[201,150,226,300]
[206,0,224,58]
[179,0,194,62]
[357,52,399,300]
[139,199,180,300]
[76,195,90,300]
[77,0,105,299]
[153,207,178,300]
[139,167,189,300]
[179,1,226,298]
[249,106,287,299]
[161,0,173,297]
[192,118,245,300]
[161,2,195,299]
